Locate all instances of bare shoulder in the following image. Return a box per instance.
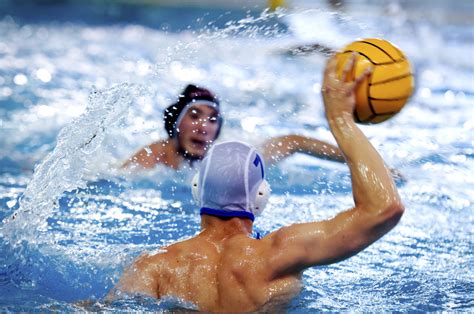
[221,235,272,271]
[121,247,171,281]
[148,140,169,155]
[156,236,218,261]
[108,248,168,299]
[224,234,262,252]
[123,140,169,169]
[140,140,168,161]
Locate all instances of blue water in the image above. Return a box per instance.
[1,1,473,312]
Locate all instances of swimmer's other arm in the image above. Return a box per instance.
[261,55,404,275]
[261,134,405,182]
[261,134,345,165]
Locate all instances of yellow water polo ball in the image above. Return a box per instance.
[335,38,415,124]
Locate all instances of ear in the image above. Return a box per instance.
[254,180,271,217]
[192,173,200,205]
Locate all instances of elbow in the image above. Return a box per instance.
[361,200,405,237]
[388,200,405,221]
[378,201,405,233]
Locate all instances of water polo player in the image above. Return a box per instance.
[123,84,222,169]
[123,84,346,170]
[109,55,405,312]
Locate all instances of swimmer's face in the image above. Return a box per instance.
[177,104,220,159]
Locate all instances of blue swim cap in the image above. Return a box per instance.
[193,141,270,221]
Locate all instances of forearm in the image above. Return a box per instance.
[262,134,345,165]
[292,135,345,162]
[327,112,401,212]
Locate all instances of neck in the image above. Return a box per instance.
[200,215,253,238]
[161,138,185,169]
[172,136,202,167]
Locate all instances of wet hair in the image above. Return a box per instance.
[163,84,222,138]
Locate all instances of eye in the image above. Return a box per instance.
[209,116,218,123]
[189,110,199,120]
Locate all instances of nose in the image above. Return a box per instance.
[195,119,209,135]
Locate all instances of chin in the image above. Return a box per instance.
[185,148,206,159]
[183,141,213,159]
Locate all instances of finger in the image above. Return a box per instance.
[324,55,338,78]
[322,56,338,92]
[352,66,373,88]
[341,52,357,82]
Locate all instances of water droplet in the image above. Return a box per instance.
[13,74,28,86]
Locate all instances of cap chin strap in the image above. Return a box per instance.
[192,173,271,219]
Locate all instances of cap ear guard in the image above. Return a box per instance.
[191,172,270,216]
[253,179,271,217]
[192,173,201,206]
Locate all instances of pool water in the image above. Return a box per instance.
[0,1,473,311]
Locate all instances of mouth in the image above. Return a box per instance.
[190,139,208,150]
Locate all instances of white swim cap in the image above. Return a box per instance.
[192,141,270,221]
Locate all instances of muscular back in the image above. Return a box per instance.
[114,230,302,312]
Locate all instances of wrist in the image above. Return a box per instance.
[326,112,355,128]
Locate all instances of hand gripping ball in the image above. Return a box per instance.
[335,38,415,124]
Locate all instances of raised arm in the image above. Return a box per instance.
[261,134,345,165]
[265,54,404,276]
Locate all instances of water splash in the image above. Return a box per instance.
[197,8,287,40]
[1,83,137,246]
